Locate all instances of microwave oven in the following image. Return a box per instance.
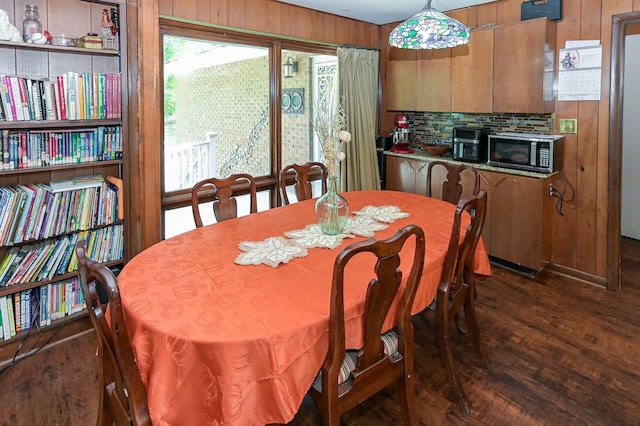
[488,133,563,173]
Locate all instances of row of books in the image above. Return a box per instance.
[0,277,86,340]
[0,73,122,122]
[0,223,124,287]
[0,126,123,170]
[0,175,121,247]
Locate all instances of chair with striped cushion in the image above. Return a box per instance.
[436,190,491,416]
[309,224,425,426]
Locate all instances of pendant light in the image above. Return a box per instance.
[389,0,471,50]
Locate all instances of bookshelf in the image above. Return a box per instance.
[0,0,127,354]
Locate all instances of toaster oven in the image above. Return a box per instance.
[452,126,491,163]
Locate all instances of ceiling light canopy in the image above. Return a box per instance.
[389,0,470,50]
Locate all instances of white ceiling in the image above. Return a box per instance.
[275,0,497,25]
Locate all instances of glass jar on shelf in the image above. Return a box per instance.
[23,4,42,42]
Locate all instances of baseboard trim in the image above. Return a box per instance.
[544,263,608,288]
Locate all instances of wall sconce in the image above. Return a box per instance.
[283,57,298,78]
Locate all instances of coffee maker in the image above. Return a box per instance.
[391,113,414,154]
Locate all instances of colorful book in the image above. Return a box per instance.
[0,75,14,121]
[13,291,20,333]
[56,233,78,276]
[6,295,16,337]
[0,296,11,340]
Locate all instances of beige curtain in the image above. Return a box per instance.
[337,47,380,191]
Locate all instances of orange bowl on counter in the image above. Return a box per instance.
[423,144,452,156]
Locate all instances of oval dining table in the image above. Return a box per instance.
[117,189,491,425]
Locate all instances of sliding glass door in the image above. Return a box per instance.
[160,22,337,238]
[162,34,271,237]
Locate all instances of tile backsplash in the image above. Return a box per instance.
[408,112,554,148]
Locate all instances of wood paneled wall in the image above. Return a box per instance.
[379,0,639,284]
[132,0,640,285]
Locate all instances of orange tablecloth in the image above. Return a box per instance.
[118,190,491,425]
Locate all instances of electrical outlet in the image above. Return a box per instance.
[559,119,578,134]
[549,185,554,197]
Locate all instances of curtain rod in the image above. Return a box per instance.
[340,44,380,51]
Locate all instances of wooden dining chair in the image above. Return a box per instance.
[76,241,151,426]
[436,190,491,416]
[309,224,425,426]
[278,161,328,205]
[191,173,257,227]
[426,161,481,205]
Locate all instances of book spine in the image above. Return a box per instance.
[56,75,67,121]
[17,77,31,121]
[2,130,9,169]
[98,73,105,119]
[13,289,21,332]
[0,296,11,340]
[7,77,24,121]
[0,75,14,121]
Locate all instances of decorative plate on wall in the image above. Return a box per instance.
[282,88,304,114]
[281,93,291,110]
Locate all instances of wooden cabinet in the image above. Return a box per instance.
[0,0,127,352]
[386,42,417,111]
[416,48,451,112]
[493,18,557,113]
[451,26,494,113]
[385,155,428,195]
[386,154,554,272]
[487,171,553,271]
[478,169,492,252]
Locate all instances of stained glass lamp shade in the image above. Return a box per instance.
[389,1,471,50]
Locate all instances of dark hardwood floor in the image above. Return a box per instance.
[2,257,640,425]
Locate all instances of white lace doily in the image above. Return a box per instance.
[235,205,409,267]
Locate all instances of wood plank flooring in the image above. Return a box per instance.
[1,258,640,425]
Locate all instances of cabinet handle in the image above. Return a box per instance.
[417,163,427,173]
[493,176,507,188]
[480,174,490,185]
[404,160,416,173]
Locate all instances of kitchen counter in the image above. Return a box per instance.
[384,149,558,179]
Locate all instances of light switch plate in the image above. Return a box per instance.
[559,118,578,134]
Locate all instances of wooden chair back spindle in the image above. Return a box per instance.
[191,173,257,226]
[279,162,328,205]
[426,161,481,205]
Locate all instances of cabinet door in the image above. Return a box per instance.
[386,156,417,193]
[490,173,544,270]
[478,170,492,253]
[414,160,429,196]
[416,49,451,112]
[387,47,417,111]
[451,27,493,113]
[493,18,555,113]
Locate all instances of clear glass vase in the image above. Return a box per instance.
[315,176,349,235]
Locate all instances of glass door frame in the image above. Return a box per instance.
[159,18,337,238]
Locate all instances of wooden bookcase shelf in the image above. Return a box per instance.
[0,39,120,56]
[0,119,122,130]
[0,0,128,353]
[0,159,123,177]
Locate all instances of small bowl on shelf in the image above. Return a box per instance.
[50,34,78,47]
[423,144,452,157]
